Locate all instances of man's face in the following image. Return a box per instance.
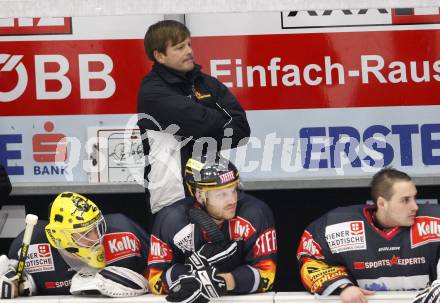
[71,225,100,248]
[379,180,418,227]
[155,37,194,73]
[200,186,238,222]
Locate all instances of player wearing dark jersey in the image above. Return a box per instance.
[297,168,440,303]
[147,155,277,303]
[0,192,149,298]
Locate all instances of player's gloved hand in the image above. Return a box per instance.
[413,280,440,303]
[166,267,226,303]
[0,255,35,299]
[185,241,238,270]
[166,274,208,303]
[0,268,19,299]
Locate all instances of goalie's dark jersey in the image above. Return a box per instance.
[147,193,277,295]
[297,204,440,295]
[8,213,149,295]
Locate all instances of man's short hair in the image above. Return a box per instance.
[144,20,191,61]
[370,167,412,204]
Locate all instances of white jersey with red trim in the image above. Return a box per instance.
[297,204,440,294]
[8,213,149,295]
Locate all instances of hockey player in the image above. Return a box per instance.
[297,168,440,303]
[0,192,149,299]
[147,155,277,303]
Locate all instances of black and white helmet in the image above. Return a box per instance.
[184,155,239,197]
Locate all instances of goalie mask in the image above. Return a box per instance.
[184,155,239,198]
[45,192,107,269]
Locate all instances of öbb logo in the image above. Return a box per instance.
[0,53,115,102]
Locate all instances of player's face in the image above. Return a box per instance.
[380,181,418,227]
[155,37,194,73]
[204,186,238,222]
[71,225,101,248]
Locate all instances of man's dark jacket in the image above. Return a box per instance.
[137,63,250,214]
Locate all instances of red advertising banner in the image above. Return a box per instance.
[2,29,440,116]
[0,39,149,116]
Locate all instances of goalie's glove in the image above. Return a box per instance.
[414,280,440,303]
[0,255,36,299]
[166,266,226,303]
[70,266,148,297]
[185,241,238,270]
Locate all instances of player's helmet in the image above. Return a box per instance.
[184,155,239,197]
[45,192,106,269]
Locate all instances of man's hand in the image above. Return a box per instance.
[166,274,207,303]
[185,241,237,270]
[0,255,35,299]
[0,269,19,299]
[413,280,440,303]
[340,285,375,303]
[166,267,226,303]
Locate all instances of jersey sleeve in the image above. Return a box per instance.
[101,214,150,275]
[296,214,353,295]
[146,204,189,295]
[229,196,277,294]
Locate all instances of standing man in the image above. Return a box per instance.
[137,20,250,217]
[296,168,440,303]
[147,156,277,303]
[0,192,149,298]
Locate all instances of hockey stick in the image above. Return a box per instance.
[188,208,224,243]
[16,214,38,281]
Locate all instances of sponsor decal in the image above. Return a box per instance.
[173,224,194,253]
[301,259,348,293]
[411,216,440,248]
[325,221,366,253]
[32,121,68,176]
[378,246,400,252]
[44,279,72,289]
[194,89,211,100]
[186,159,204,171]
[0,17,72,36]
[254,227,277,257]
[148,235,172,265]
[297,230,324,259]
[281,8,440,29]
[219,171,235,184]
[353,256,426,270]
[103,232,141,263]
[24,244,55,273]
[229,216,256,241]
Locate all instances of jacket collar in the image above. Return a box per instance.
[153,62,202,84]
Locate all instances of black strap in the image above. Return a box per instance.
[188,208,224,243]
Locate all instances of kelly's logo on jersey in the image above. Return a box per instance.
[297,230,324,260]
[229,216,256,241]
[148,235,172,265]
[411,216,440,248]
[103,232,141,263]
